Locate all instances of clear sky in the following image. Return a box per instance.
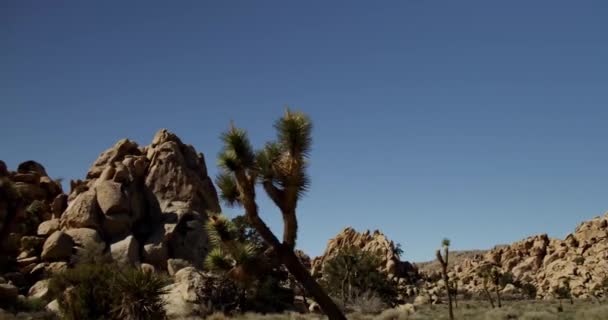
[2,1,608,261]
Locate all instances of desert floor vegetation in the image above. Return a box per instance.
[196,300,607,320]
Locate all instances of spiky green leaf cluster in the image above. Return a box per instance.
[442,238,451,247]
[205,248,234,272]
[218,125,255,172]
[206,213,238,247]
[215,110,314,208]
[215,173,240,207]
[275,109,312,158]
[204,213,260,277]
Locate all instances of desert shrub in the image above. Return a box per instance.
[348,290,386,314]
[519,282,537,300]
[322,246,398,307]
[48,262,168,320]
[112,268,169,320]
[48,262,117,319]
[15,297,48,312]
[245,273,295,313]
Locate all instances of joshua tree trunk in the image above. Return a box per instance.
[495,285,502,308]
[243,200,346,320]
[436,247,453,320]
[453,281,458,308]
[482,282,495,308]
[283,209,298,250]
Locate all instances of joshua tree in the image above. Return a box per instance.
[490,267,503,308]
[556,279,573,309]
[215,110,346,320]
[450,277,459,309]
[478,266,496,308]
[394,243,404,259]
[436,238,454,320]
[322,245,398,307]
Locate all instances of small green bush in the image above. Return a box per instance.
[321,246,398,306]
[48,262,168,320]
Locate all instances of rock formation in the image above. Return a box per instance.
[419,212,608,299]
[62,128,220,268]
[312,227,418,280]
[0,129,220,306]
[0,160,65,304]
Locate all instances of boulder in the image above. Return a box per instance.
[41,231,73,261]
[102,212,132,240]
[0,283,18,302]
[110,235,139,266]
[397,303,416,315]
[17,160,47,176]
[86,139,141,179]
[414,294,431,305]
[65,228,105,257]
[44,262,68,276]
[37,219,60,236]
[145,128,219,218]
[46,299,61,314]
[95,180,130,215]
[51,194,68,218]
[163,267,206,318]
[168,258,192,276]
[28,279,50,300]
[61,191,101,229]
[142,224,171,268]
[502,283,518,295]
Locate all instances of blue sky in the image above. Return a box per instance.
[2,1,607,261]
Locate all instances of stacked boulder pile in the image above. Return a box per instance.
[59,128,220,270]
[0,160,66,303]
[419,212,608,300]
[1,129,222,310]
[311,227,420,298]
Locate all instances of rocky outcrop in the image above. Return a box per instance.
[0,129,220,303]
[419,212,608,300]
[312,227,417,280]
[58,129,220,269]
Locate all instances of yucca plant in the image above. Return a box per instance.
[112,268,169,320]
[215,109,346,320]
[436,238,454,320]
[205,213,265,286]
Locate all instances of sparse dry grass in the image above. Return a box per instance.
[186,300,608,320]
